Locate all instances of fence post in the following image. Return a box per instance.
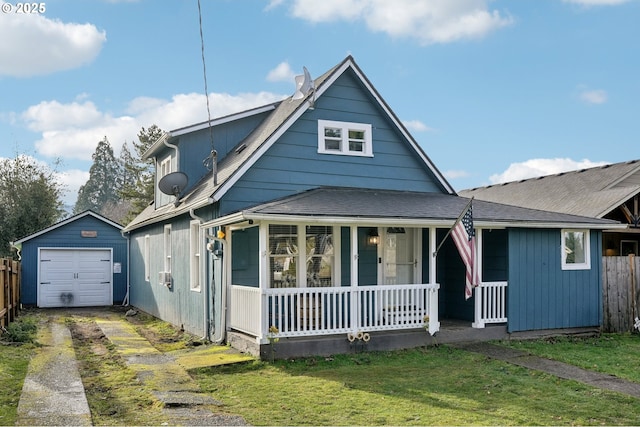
[631,254,637,329]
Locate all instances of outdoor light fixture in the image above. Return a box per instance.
[368,228,380,245]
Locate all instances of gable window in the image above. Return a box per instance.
[190,221,201,292]
[561,229,590,270]
[318,120,372,157]
[159,156,172,178]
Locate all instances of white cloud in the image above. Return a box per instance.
[579,89,608,105]
[267,62,296,83]
[18,90,287,206]
[489,158,610,184]
[0,4,106,77]
[403,120,434,132]
[21,91,288,162]
[55,169,90,206]
[444,170,470,180]
[281,0,513,45]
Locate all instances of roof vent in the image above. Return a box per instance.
[235,143,247,154]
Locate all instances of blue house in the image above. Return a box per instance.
[123,56,622,358]
[16,210,128,308]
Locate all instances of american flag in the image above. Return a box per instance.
[451,202,480,299]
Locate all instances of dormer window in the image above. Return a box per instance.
[318,120,372,157]
[159,156,172,178]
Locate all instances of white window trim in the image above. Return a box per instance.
[144,235,150,282]
[159,156,172,178]
[267,223,339,288]
[190,220,201,292]
[318,119,373,157]
[561,229,591,271]
[164,224,172,274]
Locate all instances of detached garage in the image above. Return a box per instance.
[16,211,128,308]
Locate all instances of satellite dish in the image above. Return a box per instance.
[292,66,314,100]
[158,172,188,197]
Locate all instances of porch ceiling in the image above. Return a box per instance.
[212,187,623,229]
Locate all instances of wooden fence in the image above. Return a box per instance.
[0,258,21,328]
[602,255,639,332]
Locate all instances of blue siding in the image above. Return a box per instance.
[220,70,445,216]
[507,229,602,332]
[20,214,127,306]
[128,214,205,336]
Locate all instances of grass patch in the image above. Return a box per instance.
[66,316,169,426]
[499,333,640,383]
[192,346,640,426]
[0,340,36,425]
[125,310,200,353]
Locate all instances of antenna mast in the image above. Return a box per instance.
[197,0,217,185]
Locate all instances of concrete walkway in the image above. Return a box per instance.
[16,317,92,426]
[454,341,640,399]
[94,317,249,426]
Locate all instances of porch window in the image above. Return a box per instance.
[306,225,334,287]
[269,225,299,288]
[318,120,372,157]
[561,229,590,270]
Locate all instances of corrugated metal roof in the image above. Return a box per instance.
[460,159,640,218]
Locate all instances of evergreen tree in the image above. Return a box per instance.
[0,155,65,257]
[119,125,164,223]
[74,137,122,216]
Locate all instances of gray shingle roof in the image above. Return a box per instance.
[459,159,640,218]
[240,187,619,228]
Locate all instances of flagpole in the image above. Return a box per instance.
[432,197,474,258]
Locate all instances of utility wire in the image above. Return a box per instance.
[197,0,217,185]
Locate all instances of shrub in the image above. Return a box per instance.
[2,316,37,343]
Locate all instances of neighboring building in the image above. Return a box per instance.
[460,160,640,256]
[16,210,128,308]
[122,56,623,359]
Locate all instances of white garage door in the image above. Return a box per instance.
[39,249,113,308]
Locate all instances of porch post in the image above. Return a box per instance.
[259,224,269,341]
[472,228,485,328]
[429,227,437,284]
[350,226,359,333]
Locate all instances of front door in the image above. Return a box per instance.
[381,227,419,285]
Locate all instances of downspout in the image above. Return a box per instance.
[119,231,130,306]
[163,133,179,166]
[206,231,227,344]
[190,208,209,341]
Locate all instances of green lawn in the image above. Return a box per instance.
[0,331,36,425]
[191,345,640,426]
[499,333,640,383]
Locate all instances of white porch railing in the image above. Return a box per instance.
[473,281,508,328]
[230,284,440,340]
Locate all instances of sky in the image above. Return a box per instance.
[1,0,639,207]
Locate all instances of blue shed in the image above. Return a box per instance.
[15,210,128,308]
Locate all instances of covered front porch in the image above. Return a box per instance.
[229,280,507,343]
[200,189,512,358]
